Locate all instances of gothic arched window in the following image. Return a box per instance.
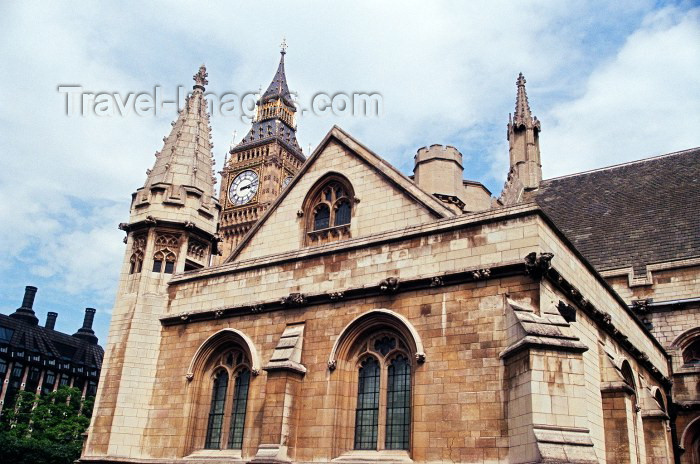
[152,232,180,274]
[129,234,146,274]
[683,338,700,365]
[303,174,355,246]
[352,333,412,451]
[203,350,251,451]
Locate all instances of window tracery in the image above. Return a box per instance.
[128,234,146,274]
[303,175,355,246]
[153,232,180,274]
[683,338,700,365]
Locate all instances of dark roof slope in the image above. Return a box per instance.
[0,313,103,369]
[528,148,700,276]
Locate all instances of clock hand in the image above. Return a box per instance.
[240,185,251,191]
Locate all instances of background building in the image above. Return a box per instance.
[0,286,104,413]
[80,53,699,463]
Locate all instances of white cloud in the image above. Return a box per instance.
[542,6,700,177]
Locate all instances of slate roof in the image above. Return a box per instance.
[0,313,104,370]
[527,148,700,276]
[234,51,304,158]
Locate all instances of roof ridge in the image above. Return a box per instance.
[543,147,700,182]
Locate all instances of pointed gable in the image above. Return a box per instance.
[227,126,455,262]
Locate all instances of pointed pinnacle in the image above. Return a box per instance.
[513,72,532,125]
[193,64,208,89]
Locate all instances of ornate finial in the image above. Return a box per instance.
[193,64,208,89]
[280,37,288,54]
[229,130,237,151]
[516,72,526,87]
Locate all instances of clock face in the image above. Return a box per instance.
[282,176,293,188]
[229,170,259,206]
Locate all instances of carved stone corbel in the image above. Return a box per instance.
[524,252,554,280]
[379,277,400,293]
[280,293,306,306]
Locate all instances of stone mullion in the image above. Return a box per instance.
[377,361,388,451]
[219,368,234,450]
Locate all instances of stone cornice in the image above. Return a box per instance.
[161,261,520,326]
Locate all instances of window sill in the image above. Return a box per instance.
[332,450,412,464]
[183,449,244,462]
[307,224,351,245]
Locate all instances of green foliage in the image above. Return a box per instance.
[0,386,94,464]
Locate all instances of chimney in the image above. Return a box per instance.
[10,285,40,325]
[45,312,58,330]
[22,286,38,309]
[72,308,98,344]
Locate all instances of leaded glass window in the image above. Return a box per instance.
[354,356,380,450]
[351,332,413,451]
[335,201,351,226]
[201,349,252,451]
[0,326,14,343]
[313,204,330,230]
[227,368,250,449]
[42,370,56,395]
[205,370,228,449]
[304,176,355,245]
[683,338,700,365]
[385,355,411,450]
[25,366,41,395]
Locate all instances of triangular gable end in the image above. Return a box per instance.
[226,125,455,263]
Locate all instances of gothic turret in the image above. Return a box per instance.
[500,73,542,204]
[84,66,221,459]
[216,42,306,262]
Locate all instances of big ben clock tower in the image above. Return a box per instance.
[216,42,306,262]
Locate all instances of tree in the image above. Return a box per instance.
[0,386,93,464]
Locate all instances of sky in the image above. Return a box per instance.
[0,1,698,345]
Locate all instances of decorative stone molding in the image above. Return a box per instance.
[328,309,425,372]
[379,277,400,293]
[280,293,306,306]
[471,268,491,280]
[429,276,444,287]
[250,305,263,314]
[631,298,653,313]
[557,301,577,322]
[144,215,157,225]
[329,292,344,301]
[524,251,554,279]
[213,310,224,319]
[186,328,262,381]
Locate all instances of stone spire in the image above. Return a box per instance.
[503,73,542,197]
[512,73,540,130]
[130,65,220,236]
[234,44,303,156]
